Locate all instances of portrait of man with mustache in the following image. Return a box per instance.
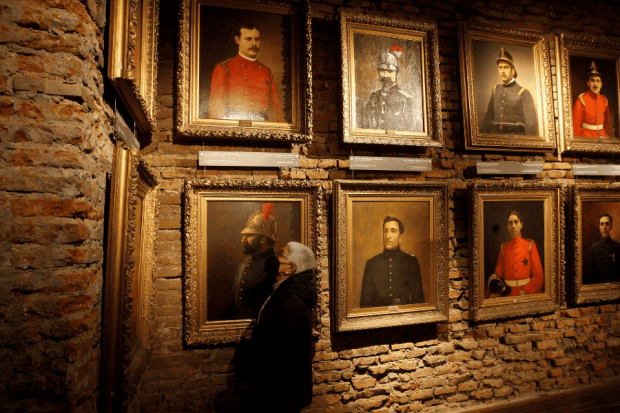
[208,23,286,122]
[479,47,538,136]
[573,61,613,138]
[359,45,423,132]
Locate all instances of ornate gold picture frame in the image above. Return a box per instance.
[458,23,556,152]
[332,180,449,332]
[101,145,159,411]
[340,12,442,147]
[557,34,620,153]
[570,184,620,304]
[183,179,322,345]
[469,182,564,322]
[108,0,159,132]
[177,0,312,142]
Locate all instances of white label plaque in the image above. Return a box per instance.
[349,156,432,172]
[476,161,543,175]
[573,164,620,176]
[198,151,299,168]
[114,109,140,149]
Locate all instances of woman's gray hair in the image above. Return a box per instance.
[287,241,317,274]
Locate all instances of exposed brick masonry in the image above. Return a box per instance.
[138,0,620,412]
[0,0,113,411]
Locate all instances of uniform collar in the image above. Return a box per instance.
[251,248,275,261]
[382,248,401,256]
[586,90,602,99]
[502,79,517,87]
[508,234,523,244]
[238,52,258,62]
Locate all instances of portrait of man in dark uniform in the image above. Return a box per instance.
[359,46,423,133]
[480,48,538,136]
[225,203,278,319]
[584,212,620,285]
[360,216,424,308]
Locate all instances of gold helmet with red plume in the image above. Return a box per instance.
[240,203,279,242]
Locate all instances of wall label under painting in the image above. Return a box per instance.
[198,151,299,167]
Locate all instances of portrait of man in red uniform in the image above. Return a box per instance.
[487,210,544,298]
[208,23,286,122]
[573,61,613,138]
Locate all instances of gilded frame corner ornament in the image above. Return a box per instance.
[458,23,556,152]
[332,180,449,333]
[108,0,160,132]
[469,181,565,322]
[570,184,620,305]
[177,0,313,142]
[340,12,443,147]
[183,179,323,345]
[557,33,620,154]
[101,145,160,410]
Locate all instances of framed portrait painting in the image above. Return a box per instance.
[101,145,159,411]
[458,23,556,151]
[469,182,564,321]
[108,0,159,132]
[183,179,321,345]
[332,180,449,333]
[177,0,312,142]
[570,184,620,304]
[557,34,620,153]
[340,12,442,147]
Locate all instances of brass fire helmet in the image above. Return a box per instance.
[240,203,279,243]
[377,48,400,72]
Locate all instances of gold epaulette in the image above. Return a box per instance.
[526,239,534,251]
[578,93,586,107]
[518,87,526,96]
[217,58,234,75]
[500,241,508,256]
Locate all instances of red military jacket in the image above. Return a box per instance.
[494,235,544,296]
[208,54,286,122]
[573,90,611,138]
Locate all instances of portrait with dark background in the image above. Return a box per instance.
[352,31,424,132]
[206,200,301,321]
[581,201,620,258]
[569,55,619,139]
[198,4,292,122]
[472,40,539,133]
[483,200,546,295]
[350,200,431,309]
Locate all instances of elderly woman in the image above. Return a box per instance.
[243,241,318,413]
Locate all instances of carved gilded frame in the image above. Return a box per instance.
[458,23,556,152]
[108,0,159,132]
[177,0,312,142]
[101,145,160,411]
[557,34,620,153]
[183,179,322,345]
[570,184,620,305]
[469,182,564,322]
[340,12,442,147]
[332,180,449,332]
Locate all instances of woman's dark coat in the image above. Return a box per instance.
[241,269,317,412]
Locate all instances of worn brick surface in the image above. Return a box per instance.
[0,0,113,411]
[25,0,613,412]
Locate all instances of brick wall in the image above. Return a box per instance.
[0,0,113,411]
[138,0,620,412]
